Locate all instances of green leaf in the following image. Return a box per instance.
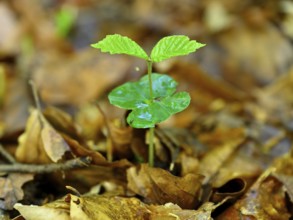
[108,74,177,109]
[127,92,190,128]
[91,34,149,60]
[150,35,205,62]
[108,73,190,128]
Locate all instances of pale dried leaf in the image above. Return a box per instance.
[41,118,70,162]
[14,203,70,220]
[0,173,34,210]
[16,109,51,164]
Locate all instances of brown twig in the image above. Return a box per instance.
[0,157,92,173]
[0,144,17,164]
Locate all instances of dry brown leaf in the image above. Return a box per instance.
[69,194,149,220]
[32,50,132,105]
[212,153,261,188]
[218,22,293,90]
[253,67,293,125]
[14,199,70,220]
[198,127,246,184]
[43,106,80,140]
[16,109,51,164]
[211,178,247,203]
[108,121,133,159]
[16,108,71,163]
[15,194,149,220]
[149,200,226,220]
[41,118,70,163]
[237,176,290,220]
[127,164,203,209]
[0,173,34,210]
[273,173,293,203]
[0,74,30,137]
[62,134,107,165]
[0,2,20,56]
[74,103,105,141]
[218,155,293,220]
[15,192,224,220]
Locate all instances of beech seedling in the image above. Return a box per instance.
[91,34,205,166]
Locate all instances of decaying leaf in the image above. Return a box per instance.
[0,75,31,137]
[0,2,20,56]
[41,119,70,163]
[198,127,246,184]
[0,173,34,210]
[43,106,80,140]
[15,193,150,220]
[62,134,107,165]
[218,154,293,220]
[273,173,293,203]
[16,109,51,164]
[108,121,133,159]
[127,164,203,209]
[15,192,226,220]
[16,108,71,163]
[74,103,105,141]
[14,198,70,220]
[150,199,227,220]
[32,50,132,105]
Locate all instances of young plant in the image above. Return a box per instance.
[91,34,205,166]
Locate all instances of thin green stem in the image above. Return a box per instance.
[147,59,155,166]
[148,127,155,167]
[147,60,153,100]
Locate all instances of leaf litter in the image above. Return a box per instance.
[0,0,293,219]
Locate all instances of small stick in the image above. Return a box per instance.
[0,157,92,173]
[0,144,17,164]
[28,80,42,113]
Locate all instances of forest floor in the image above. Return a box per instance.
[1,0,293,219]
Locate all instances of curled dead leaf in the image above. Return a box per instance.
[16,109,51,164]
[41,119,70,163]
[127,164,203,209]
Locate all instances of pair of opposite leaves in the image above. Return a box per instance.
[91,34,205,128]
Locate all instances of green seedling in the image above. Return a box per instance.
[91,34,205,166]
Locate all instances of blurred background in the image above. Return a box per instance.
[0,0,293,134]
[1,1,293,216]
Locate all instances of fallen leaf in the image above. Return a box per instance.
[198,127,246,184]
[0,173,34,210]
[14,199,70,220]
[273,173,293,203]
[127,164,203,209]
[149,200,226,220]
[62,134,107,165]
[32,50,132,105]
[70,194,149,220]
[15,194,149,220]
[15,192,224,220]
[0,74,30,137]
[0,2,20,56]
[16,108,71,163]
[218,155,293,220]
[16,109,51,164]
[43,106,80,140]
[218,22,293,90]
[41,117,70,163]
[74,103,104,141]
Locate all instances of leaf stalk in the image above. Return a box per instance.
[147,59,155,166]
